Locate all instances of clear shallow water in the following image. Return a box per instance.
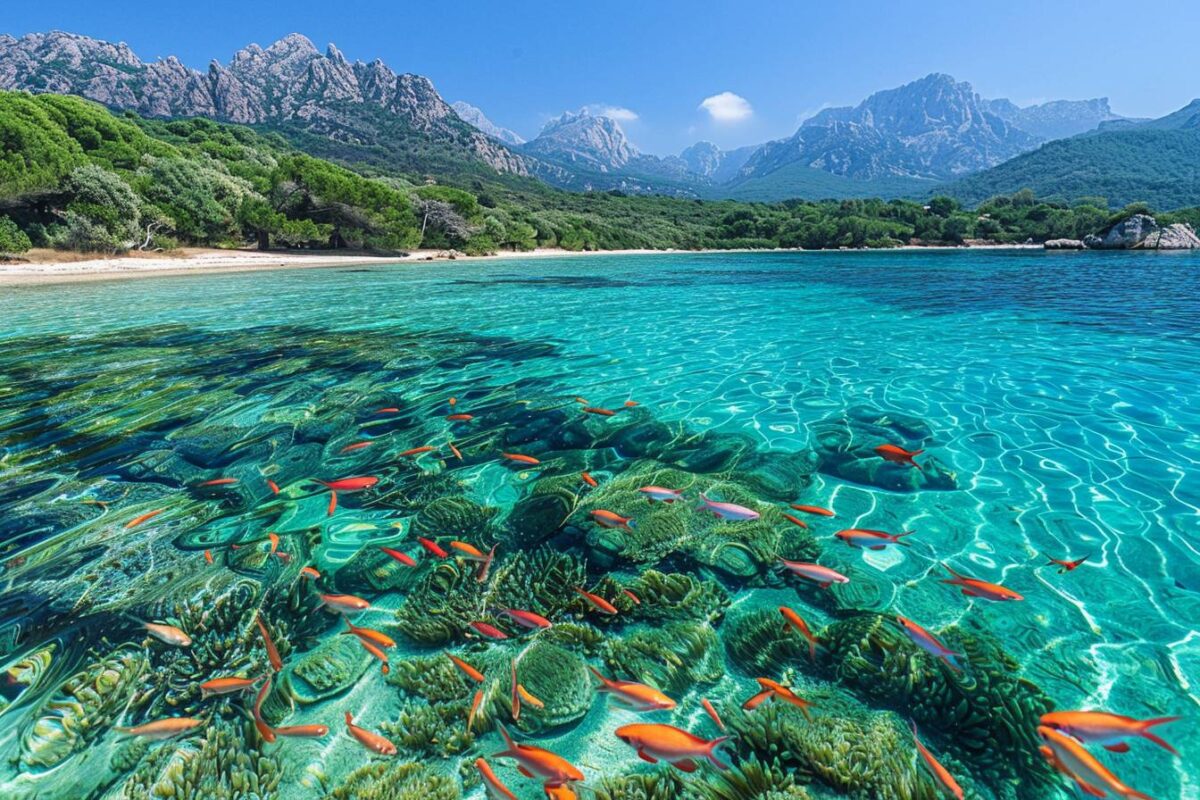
[0,250,1197,799]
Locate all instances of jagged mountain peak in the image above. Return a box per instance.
[522,108,638,172]
[451,100,525,146]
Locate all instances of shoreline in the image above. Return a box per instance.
[0,243,1047,286]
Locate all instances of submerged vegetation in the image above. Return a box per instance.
[1,90,1193,258]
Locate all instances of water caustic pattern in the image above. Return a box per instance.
[0,249,1196,800]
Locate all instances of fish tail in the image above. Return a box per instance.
[941,562,963,581]
[587,665,611,688]
[626,519,636,530]
[494,721,517,755]
[343,711,353,725]
[1139,717,1180,755]
[911,449,925,456]
[1124,789,1157,800]
[707,736,731,769]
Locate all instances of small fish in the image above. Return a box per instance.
[340,441,373,453]
[327,490,337,516]
[447,653,486,683]
[580,471,598,488]
[318,594,370,614]
[418,538,449,558]
[475,756,518,800]
[274,551,291,564]
[501,452,540,465]
[256,615,283,672]
[375,407,400,414]
[582,407,616,416]
[139,621,192,647]
[317,476,379,491]
[199,676,256,698]
[204,549,213,565]
[358,637,390,674]
[253,674,275,742]
[197,478,238,487]
[911,721,964,800]
[511,662,521,720]
[1037,726,1155,800]
[115,717,203,740]
[941,563,1023,602]
[399,446,435,458]
[450,541,486,560]
[476,544,497,583]
[469,621,509,640]
[494,722,584,785]
[448,441,463,460]
[267,532,280,555]
[789,504,834,517]
[1040,711,1180,756]
[380,547,417,567]
[501,609,553,629]
[468,689,484,732]
[589,666,676,711]
[622,588,641,605]
[344,712,397,755]
[614,723,729,773]
[779,559,850,588]
[125,509,164,529]
[574,588,618,615]
[875,444,924,470]
[742,678,815,720]
[341,617,396,649]
[447,413,475,422]
[624,400,638,407]
[573,397,590,405]
[701,698,725,730]
[895,616,963,671]
[781,513,809,529]
[589,509,635,531]
[836,528,915,550]
[1045,553,1090,573]
[273,724,329,738]
[518,684,545,710]
[449,397,457,407]
[779,606,821,660]
[266,479,280,494]
[545,787,578,800]
[300,566,321,580]
[639,486,684,503]
[697,493,759,521]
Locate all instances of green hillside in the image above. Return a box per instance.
[714,161,934,202]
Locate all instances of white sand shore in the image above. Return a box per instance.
[0,243,1045,286]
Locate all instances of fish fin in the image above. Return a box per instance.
[808,639,817,662]
[344,711,353,725]
[495,721,517,753]
[869,545,886,551]
[518,766,534,778]
[818,581,831,588]
[1141,729,1179,756]
[637,750,658,764]
[587,665,610,688]
[626,519,636,530]
[671,758,697,773]
[707,736,731,769]
[1103,742,1130,753]
[742,690,771,710]
[1074,779,1106,798]
[911,449,925,456]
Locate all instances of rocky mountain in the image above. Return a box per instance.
[0,30,526,175]
[450,100,524,146]
[983,97,1125,140]
[679,141,759,183]
[737,73,1039,184]
[520,109,639,172]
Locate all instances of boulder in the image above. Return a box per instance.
[1134,222,1200,250]
[1043,238,1084,250]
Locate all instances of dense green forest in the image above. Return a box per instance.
[0,91,1193,258]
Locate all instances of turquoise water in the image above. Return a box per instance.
[0,250,1196,799]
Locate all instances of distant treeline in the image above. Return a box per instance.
[0,91,1195,257]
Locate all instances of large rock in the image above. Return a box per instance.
[1089,214,1200,250]
[1136,222,1200,249]
[1043,238,1084,250]
[1099,213,1159,248]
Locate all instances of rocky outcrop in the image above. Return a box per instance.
[521,109,638,172]
[451,100,524,146]
[0,30,527,175]
[1089,214,1200,250]
[1043,238,1085,250]
[984,97,1126,140]
[1138,222,1200,249]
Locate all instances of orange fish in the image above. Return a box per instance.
[574,588,618,615]
[1040,711,1180,756]
[622,588,641,605]
[253,674,275,743]
[449,397,457,407]
[545,786,577,800]
[447,653,486,683]
[582,407,615,416]
[317,476,378,491]
[274,551,292,564]
[344,712,397,755]
[447,413,475,422]
[476,544,497,583]
[400,446,435,458]
[450,541,486,560]
[204,549,213,565]
[614,723,729,772]
[875,444,924,470]
[274,724,329,738]
[836,528,915,550]
[340,441,373,453]
[418,537,449,558]
[375,407,400,414]
[468,689,484,732]
[501,608,553,630]
[470,621,508,640]
[115,717,204,739]
[318,593,370,614]
[518,684,545,710]
[197,478,238,487]
[895,616,962,671]
[300,566,321,580]
[341,617,396,649]
[1045,553,1090,573]
[380,547,417,567]
[580,471,598,488]
[941,563,1023,602]
[779,558,850,588]
[781,513,809,529]
[511,662,521,721]
[790,504,834,517]
[139,621,192,647]
[701,698,725,730]
[779,606,821,660]
[358,637,390,674]
[327,490,337,516]
[267,532,280,555]
[742,678,815,720]
[589,666,676,711]
[573,397,590,405]
[448,441,463,460]
[266,479,280,494]
[476,757,518,799]
[1037,726,1155,800]
[624,400,638,407]
[199,676,256,698]
[125,509,164,529]
[588,509,634,531]
[494,722,584,786]
[256,615,283,672]
[501,452,540,465]
[911,721,963,799]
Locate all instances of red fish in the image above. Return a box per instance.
[895,616,962,671]
[468,689,484,733]
[199,676,256,698]
[1040,711,1180,756]
[511,662,521,721]
[375,407,400,414]
[589,667,676,711]
[449,397,457,407]
[318,594,370,614]
[344,712,397,755]
[779,558,850,588]
[1045,553,1090,573]
[447,653,486,683]
[125,509,164,529]
[639,486,684,503]
[475,544,497,583]
[197,478,238,487]
[941,563,1023,602]
[447,413,474,421]
[614,723,729,773]
[476,757,517,799]
[580,472,598,488]
[494,722,584,786]
[582,407,615,416]
[380,547,417,567]
[253,674,275,743]
[448,442,463,460]
[911,721,964,799]
[418,538,449,558]
[300,566,321,580]
[875,444,924,470]
[400,446,435,458]
[781,513,809,529]
[340,441,373,453]
[266,479,280,494]
[701,698,725,730]
[358,637,390,674]
[501,609,553,629]
[574,588,618,615]
[318,476,378,491]
[450,541,486,560]
[501,452,540,465]
[742,678,815,720]
[204,550,213,565]
[589,509,634,531]
[836,528,915,550]
[256,615,283,672]
[790,504,834,517]
[274,724,329,738]
[327,490,337,516]
[1037,726,1155,800]
[469,621,509,640]
[622,588,641,605]
[779,606,821,660]
[624,400,638,407]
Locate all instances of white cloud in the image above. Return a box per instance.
[699,91,753,123]
[586,104,639,122]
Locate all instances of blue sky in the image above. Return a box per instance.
[6,0,1200,154]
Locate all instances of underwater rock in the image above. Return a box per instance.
[810,406,957,491]
[334,545,428,594]
[503,474,581,548]
[374,473,466,514]
[393,561,479,646]
[600,621,722,695]
[625,570,730,624]
[284,634,370,705]
[591,770,686,800]
[510,641,594,732]
[723,607,810,676]
[732,448,819,501]
[381,700,476,756]
[389,654,475,704]
[691,756,813,799]
[324,761,460,800]
[408,494,498,541]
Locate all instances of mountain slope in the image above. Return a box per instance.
[450,100,524,145]
[0,30,526,176]
[716,161,933,202]
[983,97,1125,140]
